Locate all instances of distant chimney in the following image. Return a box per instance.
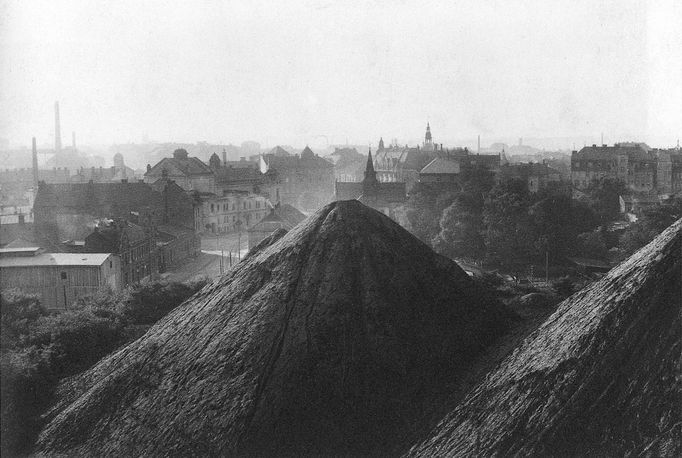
[222,149,227,165]
[477,135,480,154]
[54,101,62,151]
[32,137,39,188]
[72,131,76,149]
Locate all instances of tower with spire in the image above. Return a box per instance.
[423,122,434,151]
[378,137,385,151]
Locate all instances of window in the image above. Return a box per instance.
[60,271,67,280]
[210,204,215,213]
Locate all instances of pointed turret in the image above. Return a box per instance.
[378,137,385,151]
[425,122,432,142]
[364,148,377,182]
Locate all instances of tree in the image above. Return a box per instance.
[483,184,537,271]
[433,195,485,260]
[619,197,682,256]
[585,178,627,224]
[406,183,458,245]
[576,230,608,259]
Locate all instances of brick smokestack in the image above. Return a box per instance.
[54,101,62,151]
[32,137,39,188]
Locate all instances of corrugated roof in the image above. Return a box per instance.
[0,253,112,267]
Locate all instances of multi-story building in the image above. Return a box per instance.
[260,146,334,211]
[144,148,216,193]
[196,191,269,234]
[33,180,197,246]
[570,143,682,194]
[85,219,157,287]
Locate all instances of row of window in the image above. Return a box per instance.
[209,200,263,214]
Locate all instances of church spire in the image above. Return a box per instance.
[378,137,385,151]
[425,122,432,143]
[364,148,377,182]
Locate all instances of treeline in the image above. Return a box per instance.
[0,279,208,456]
[406,169,680,272]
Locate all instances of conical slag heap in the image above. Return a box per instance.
[38,200,508,456]
[409,218,682,457]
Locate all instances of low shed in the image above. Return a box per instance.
[0,250,120,309]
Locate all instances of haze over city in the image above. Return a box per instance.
[1,0,680,149]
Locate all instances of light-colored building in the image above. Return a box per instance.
[0,248,120,309]
[197,192,269,234]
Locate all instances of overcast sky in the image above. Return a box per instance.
[0,0,680,149]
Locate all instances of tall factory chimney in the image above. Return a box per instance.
[72,131,76,149]
[477,135,481,154]
[54,101,62,151]
[32,137,39,188]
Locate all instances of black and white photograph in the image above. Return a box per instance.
[1,0,680,456]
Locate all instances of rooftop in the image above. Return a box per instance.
[0,252,112,267]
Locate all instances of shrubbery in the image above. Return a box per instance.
[0,278,208,456]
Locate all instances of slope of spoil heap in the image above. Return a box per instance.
[409,218,682,457]
[37,200,509,457]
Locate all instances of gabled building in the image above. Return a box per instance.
[419,157,462,184]
[144,148,215,193]
[260,146,334,211]
[85,219,156,287]
[247,203,306,250]
[335,150,406,220]
[33,180,196,245]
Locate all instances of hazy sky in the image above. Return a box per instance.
[1,0,680,149]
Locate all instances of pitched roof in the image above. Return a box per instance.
[420,158,461,175]
[0,252,112,267]
[249,204,306,232]
[265,153,333,171]
[574,144,655,162]
[214,167,263,184]
[34,182,164,215]
[145,156,214,177]
[268,146,291,157]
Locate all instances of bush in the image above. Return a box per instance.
[120,279,208,325]
[0,279,209,456]
[1,290,48,351]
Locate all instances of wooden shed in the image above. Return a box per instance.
[0,248,120,309]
